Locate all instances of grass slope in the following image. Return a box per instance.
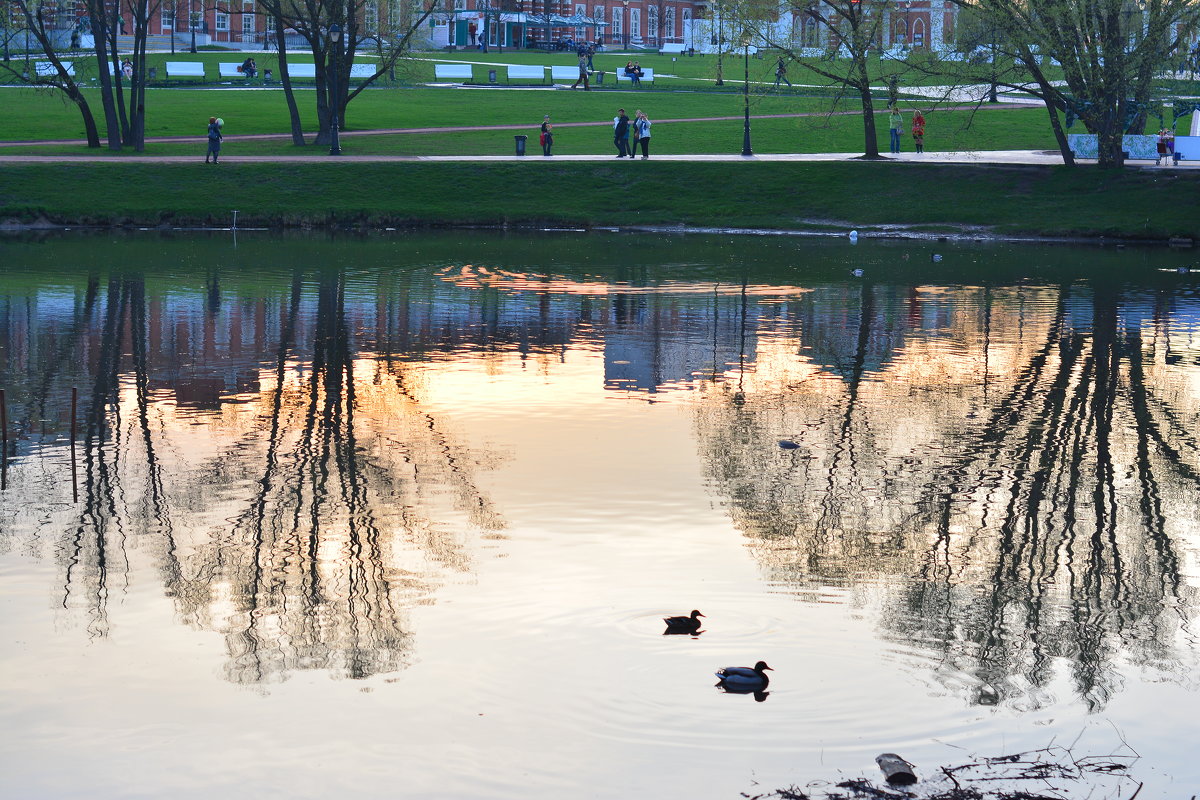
[2,161,1197,239]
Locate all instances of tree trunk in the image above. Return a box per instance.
[856,56,881,158]
[65,85,102,148]
[88,11,122,150]
[1045,101,1075,166]
[274,15,307,146]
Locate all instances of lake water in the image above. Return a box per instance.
[1,231,1198,799]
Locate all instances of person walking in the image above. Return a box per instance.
[634,110,652,159]
[888,105,903,153]
[205,116,223,163]
[614,108,630,158]
[774,57,791,89]
[540,114,554,156]
[911,109,926,154]
[586,42,595,72]
[1156,128,1170,165]
[571,51,590,90]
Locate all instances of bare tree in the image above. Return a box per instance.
[749,0,891,158]
[953,0,1200,167]
[0,0,102,147]
[257,0,435,146]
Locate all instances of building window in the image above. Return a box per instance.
[611,6,621,36]
[647,6,657,42]
[913,18,924,47]
[216,12,229,31]
[242,14,254,35]
[664,7,675,40]
[630,8,639,38]
[162,9,173,29]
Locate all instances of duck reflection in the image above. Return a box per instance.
[698,281,1200,711]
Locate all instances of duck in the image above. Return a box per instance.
[715,661,773,690]
[663,609,705,634]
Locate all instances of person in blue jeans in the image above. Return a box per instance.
[888,106,903,153]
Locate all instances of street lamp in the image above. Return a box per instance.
[742,37,752,156]
[902,1,911,51]
[328,23,342,156]
[189,1,197,53]
[622,0,629,49]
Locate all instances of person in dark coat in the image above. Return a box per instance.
[613,108,630,158]
[206,116,223,163]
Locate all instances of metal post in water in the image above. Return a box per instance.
[71,387,78,502]
[232,209,238,230]
[1,388,7,490]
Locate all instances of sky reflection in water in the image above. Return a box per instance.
[1,232,1199,799]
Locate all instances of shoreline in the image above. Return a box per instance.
[3,161,1198,241]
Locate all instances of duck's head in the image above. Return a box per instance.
[690,610,705,620]
[753,661,773,673]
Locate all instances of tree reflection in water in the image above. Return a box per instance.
[20,269,504,684]
[698,281,1200,711]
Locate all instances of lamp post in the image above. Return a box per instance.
[189,1,197,53]
[621,0,629,49]
[328,23,342,156]
[902,1,911,51]
[741,38,752,156]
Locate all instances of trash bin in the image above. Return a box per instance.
[595,71,604,84]
[514,135,527,156]
[148,67,157,81]
[489,69,497,83]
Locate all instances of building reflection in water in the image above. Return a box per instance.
[2,255,1199,703]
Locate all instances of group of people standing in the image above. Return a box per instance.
[614,108,652,158]
[537,109,653,158]
[888,105,926,154]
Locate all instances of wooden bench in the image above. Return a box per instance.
[506,64,545,83]
[434,63,473,81]
[616,67,653,84]
[36,61,74,77]
[658,43,686,54]
[165,61,205,79]
[549,65,581,82]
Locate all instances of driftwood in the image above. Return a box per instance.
[760,741,1142,800]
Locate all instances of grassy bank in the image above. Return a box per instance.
[2,161,1197,239]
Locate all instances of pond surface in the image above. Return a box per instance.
[1,232,1199,799]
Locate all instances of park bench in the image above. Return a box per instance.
[349,64,376,79]
[165,61,205,79]
[219,62,248,78]
[434,63,473,82]
[616,67,654,84]
[549,65,581,82]
[287,63,317,79]
[36,61,74,77]
[506,64,545,83]
[658,43,686,55]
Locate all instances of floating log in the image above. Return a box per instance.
[875,753,917,785]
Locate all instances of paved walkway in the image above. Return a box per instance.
[0,150,1194,167]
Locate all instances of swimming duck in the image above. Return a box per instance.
[715,661,773,690]
[663,609,705,634]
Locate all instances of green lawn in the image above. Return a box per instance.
[3,161,1197,239]
[3,79,1053,156]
